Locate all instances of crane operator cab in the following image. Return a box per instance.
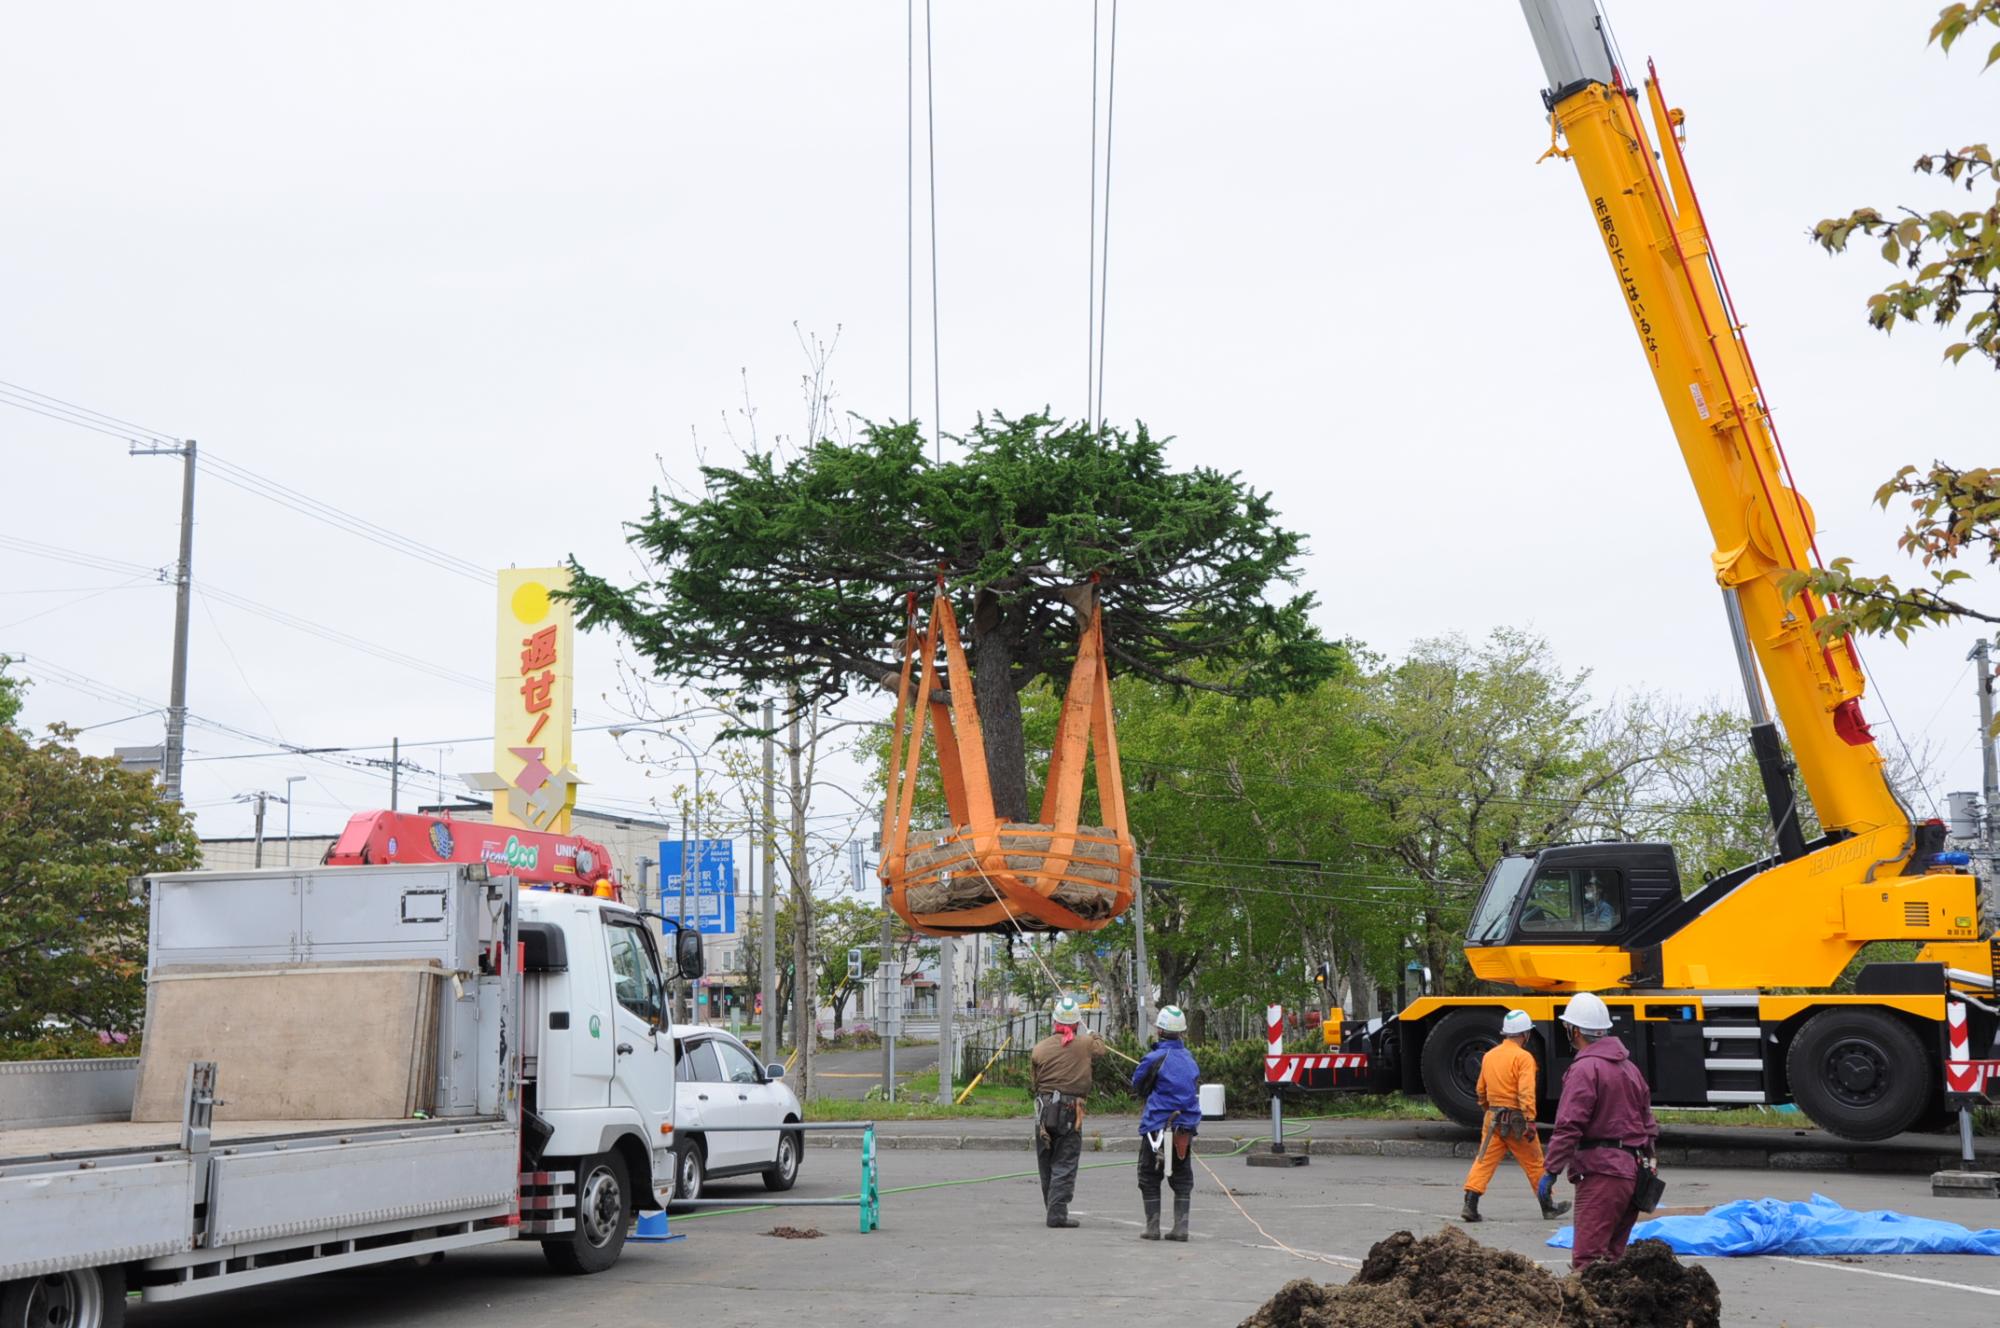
[1463,843,1685,987]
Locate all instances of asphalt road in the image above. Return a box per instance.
[129,1145,2000,1326]
[810,1040,939,1100]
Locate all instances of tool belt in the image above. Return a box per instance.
[1037,1091,1085,1141]
[1489,1107,1530,1140]
[1144,1112,1192,1174]
[1579,1138,1651,1159]
[1580,1139,1665,1213]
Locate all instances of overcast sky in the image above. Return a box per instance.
[3,2,1993,865]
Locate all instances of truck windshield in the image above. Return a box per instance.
[1466,856,1535,944]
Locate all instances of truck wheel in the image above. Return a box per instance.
[541,1151,631,1275]
[1,1265,127,1328]
[762,1128,802,1192]
[1420,1009,1499,1130]
[1786,1008,1930,1142]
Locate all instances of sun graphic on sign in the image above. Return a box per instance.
[511,580,552,626]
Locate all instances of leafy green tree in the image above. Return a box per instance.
[1802,5,2000,645]
[0,663,201,1044]
[566,413,1342,821]
[1813,3,2000,369]
[0,658,21,730]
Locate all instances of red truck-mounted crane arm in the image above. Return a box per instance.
[325,810,622,898]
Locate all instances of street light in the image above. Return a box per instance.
[284,775,306,865]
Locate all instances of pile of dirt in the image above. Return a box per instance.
[764,1225,823,1240]
[1237,1228,1719,1328]
[1574,1240,1721,1327]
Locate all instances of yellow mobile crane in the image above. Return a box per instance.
[1341,0,1988,1142]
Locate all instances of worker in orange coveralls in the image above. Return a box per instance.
[1460,1009,1571,1223]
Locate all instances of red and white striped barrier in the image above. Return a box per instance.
[1267,1004,1285,1056]
[1266,1052,1369,1083]
[1945,1000,2000,1097]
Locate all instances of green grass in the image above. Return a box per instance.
[1654,1107,1812,1129]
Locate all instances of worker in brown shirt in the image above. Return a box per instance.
[1030,997,1107,1228]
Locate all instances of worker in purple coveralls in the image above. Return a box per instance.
[1539,991,1661,1269]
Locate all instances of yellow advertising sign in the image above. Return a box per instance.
[473,568,580,833]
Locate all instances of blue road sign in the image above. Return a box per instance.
[659,838,736,935]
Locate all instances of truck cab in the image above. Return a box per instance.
[520,889,703,1218]
[1465,844,1685,968]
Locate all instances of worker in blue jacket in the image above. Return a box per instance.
[1130,1005,1200,1242]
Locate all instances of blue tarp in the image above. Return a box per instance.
[1547,1193,2000,1257]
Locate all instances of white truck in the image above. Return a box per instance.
[0,861,702,1328]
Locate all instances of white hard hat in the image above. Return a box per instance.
[1500,1009,1533,1036]
[1559,992,1613,1033]
[1155,1005,1187,1034]
[1052,997,1083,1026]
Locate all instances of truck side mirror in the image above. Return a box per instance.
[676,928,704,980]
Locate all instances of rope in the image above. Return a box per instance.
[1093,0,1119,429]
[1193,1150,1354,1268]
[924,0,942,462]
[1087,0,1099,426]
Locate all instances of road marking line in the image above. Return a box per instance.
[1769,1256,2000,1297]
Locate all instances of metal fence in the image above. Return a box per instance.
[955,1007,1109,1085]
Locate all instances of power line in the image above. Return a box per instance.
[195,452,495,584]
[0,381,496,584]
[1121,755,1774,825]
[0,534,487,693]
[0,379,180,443]
[0,532,163,580]
[195,582,488,690]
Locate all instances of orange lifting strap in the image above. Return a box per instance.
[877,588,1138,936]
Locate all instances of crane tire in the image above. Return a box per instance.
[1786,1007,1931,1142]
[1420,1008,1503,1130]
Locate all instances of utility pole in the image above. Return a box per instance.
[880,885,896,1100]
[1133,876,1153,1038]
[678,809,692,1023]
[761,699,778,1055]
[787,699,813,1100]
[1973,640,2000,905]
[132,439,196,801]
[937,936,955,1104]
[389,736,401,811]
[252,792,268,868]
[284,775,304,865]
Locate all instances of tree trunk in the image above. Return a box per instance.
[971,592,1031,823]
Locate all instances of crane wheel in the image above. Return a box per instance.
[1785,1008,1931,1142]
[1420,1009,1504,1130]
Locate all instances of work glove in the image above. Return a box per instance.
[1537,1174,1556,1205]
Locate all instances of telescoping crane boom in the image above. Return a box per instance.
[1331,0,1989,1143]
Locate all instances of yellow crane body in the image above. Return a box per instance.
[1336,1,1988,1143]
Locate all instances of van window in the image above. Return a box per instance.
[677,1038,724,1084]
[713,1039,761,1085]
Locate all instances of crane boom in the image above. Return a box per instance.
[1520,0,1903,844]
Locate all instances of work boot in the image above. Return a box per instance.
[1460,1190,1483,1223]
[1165,1196,1190,1242]
[1046,1205,1079,1229]
[1141,1199,1162,1240]
[1539,1189,1572,1220]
